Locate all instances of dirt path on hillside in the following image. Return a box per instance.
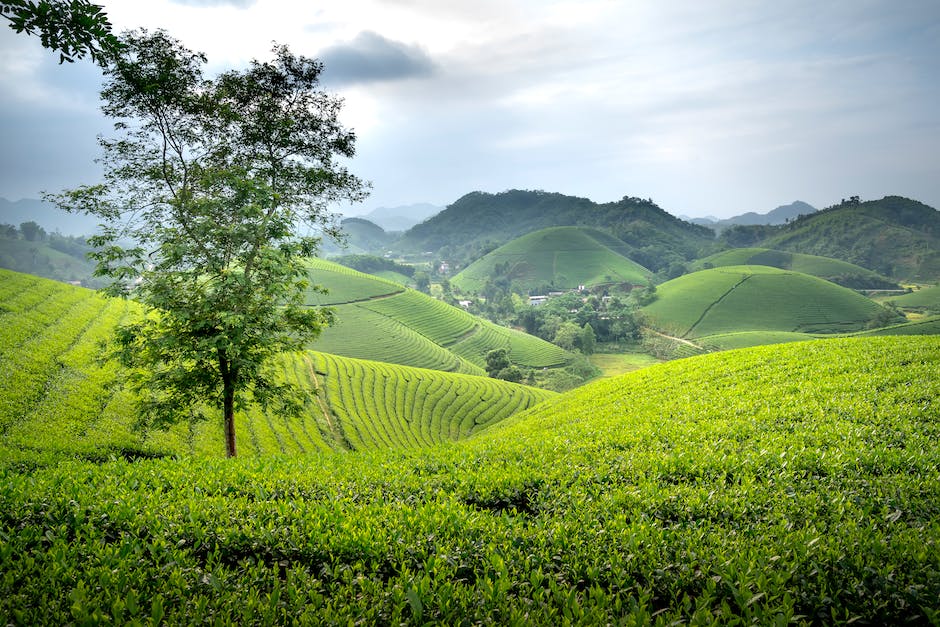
[685,274,752,337]
[645,328,705,350]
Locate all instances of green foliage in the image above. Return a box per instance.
[484,348,509,377]
[2,337,938,623]
[331,254,416,278]
[642,265,884,338]
[0,269,551,461]
[451,226,652,293]
[0,227,102,286]
[724,196,940,281]
[399,190,715,271]
[695,247,898,289]
[1,0,121,64]
[47,31,367,456]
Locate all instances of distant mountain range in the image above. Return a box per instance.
[351,203,442,232]
[684,201,817,231]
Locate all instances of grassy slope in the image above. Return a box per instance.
[695,247,891,283]
[451,226,651,293]
[0,269,554,463]
[889,284,940,309]
[307,258,572,371]
[2,336,938,623]
[0,237,98,284]
[756,196,940,281]
[642,265,883,338]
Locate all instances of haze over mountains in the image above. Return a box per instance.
[685,200,817,231]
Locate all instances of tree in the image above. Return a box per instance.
[485,348,510,377]
[19,220,45,241]
[1,0,121,64]
[579,323,596,355]
[553,321,582,351]
[50,30,368,457]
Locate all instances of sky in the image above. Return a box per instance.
[1,0,939,219]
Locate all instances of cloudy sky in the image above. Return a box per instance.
[2,0,939,218]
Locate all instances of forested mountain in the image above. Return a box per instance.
[397,190,716,271]
[720,196,940,280]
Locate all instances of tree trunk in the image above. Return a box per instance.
[219,349,237,458]
[223,379,236,458]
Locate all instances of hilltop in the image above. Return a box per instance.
[397,190,716,271]
[721,196,940,281]
[694,247,897,289]
[641,265,886,340]
[451,226,652,294]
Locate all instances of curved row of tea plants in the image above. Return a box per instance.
[1,336,938,623]
[311,303,484,375]
[302,258,572,373]
[0,270,548,464]
[305,352,554,450]
[303,258,403,305]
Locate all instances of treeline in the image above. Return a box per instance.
[332,254,416,278]
[0,222,102,286]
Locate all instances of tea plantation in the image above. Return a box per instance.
[642,265,883,338]
[0,269,552,465]
[303,259,572,372]
[2,332,939,623]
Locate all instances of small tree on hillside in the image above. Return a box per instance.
[50,30,368,457]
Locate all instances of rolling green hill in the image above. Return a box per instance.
[451,226,651,293]
[694,247,897,289]
[888,284,940,311]
[2,336,938,623]
[724,196,940,281]
[398,190,716,271]
[0,268,554,464]
[642,265,884,338]
[0,233,102,286]
[305,258,572,373]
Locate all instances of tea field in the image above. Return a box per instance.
[2,335,939,623]
[642,265,883,338]
[694,247,892,286]
[304,259,572,372]
[0,269,553,465]
[451,226,652,293]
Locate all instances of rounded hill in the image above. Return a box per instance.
[451,226,651,293]
[304,258,572,373]
[694,247,896,289]
[642,265,883,338]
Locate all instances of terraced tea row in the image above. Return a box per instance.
[304,259,573,372]
[306,352,554,450]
